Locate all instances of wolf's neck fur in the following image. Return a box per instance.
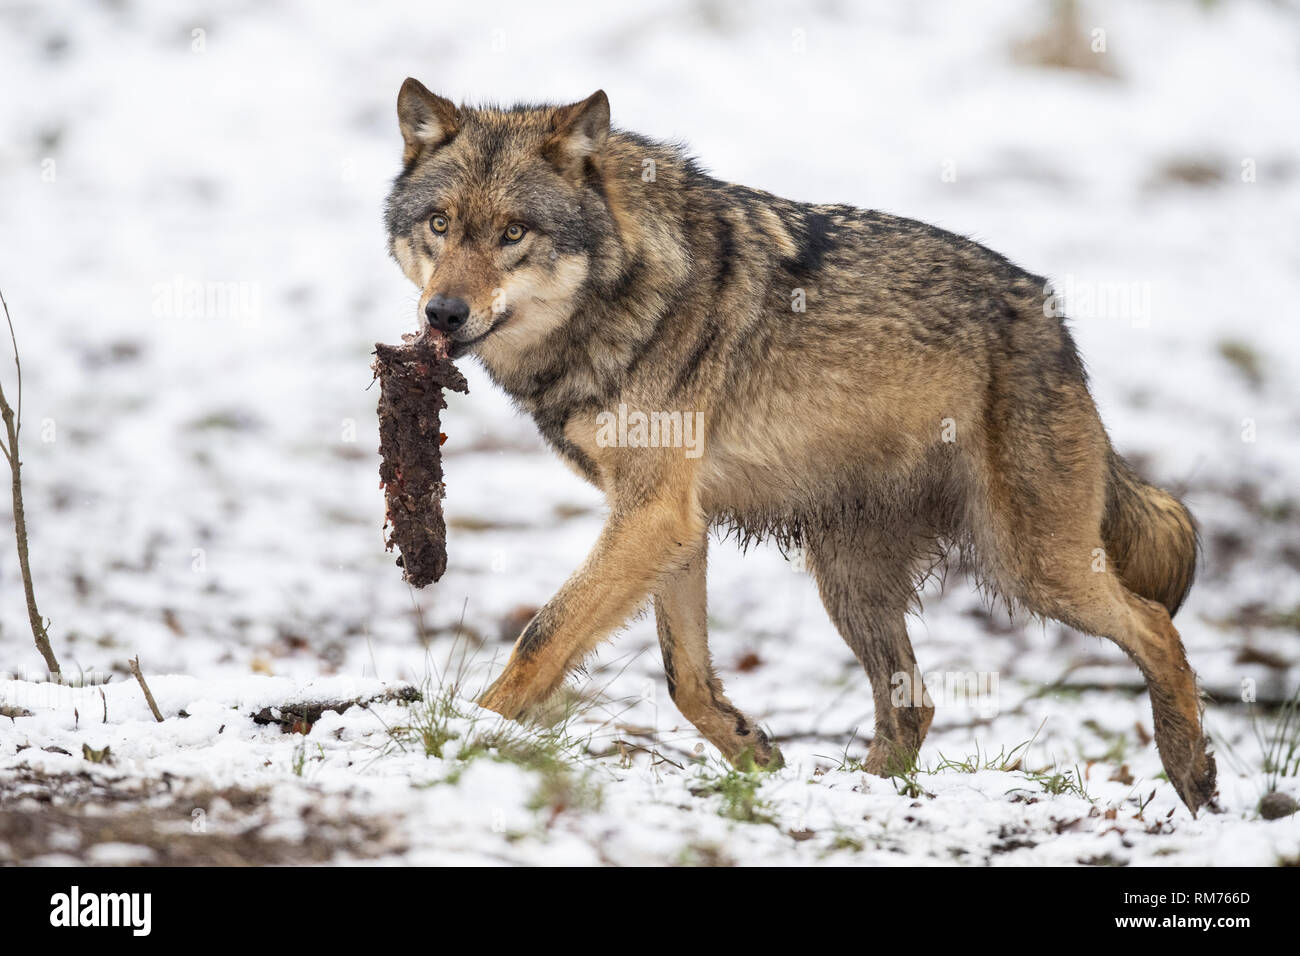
[477,134,706,419]
[474,131,827,483]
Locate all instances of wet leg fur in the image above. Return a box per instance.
[653,540,781,768]
[1032,574,1216,814]
[807,527,935,776]
[976,407,1216,814]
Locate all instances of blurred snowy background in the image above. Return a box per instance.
[1,0,1298,865]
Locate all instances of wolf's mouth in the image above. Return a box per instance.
[449,329,491,358]
[448,311,513,358]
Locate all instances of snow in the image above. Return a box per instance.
[1,0,1298,865]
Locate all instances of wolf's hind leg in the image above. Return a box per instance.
[654,539,782,769]
[807,528,933,776]
[1017,557,1216,814]
[974,378,1214,812]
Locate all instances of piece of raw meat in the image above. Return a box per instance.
[372,331,468,588]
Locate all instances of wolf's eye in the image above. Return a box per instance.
[502,224,527,244]
[430,214,449,234]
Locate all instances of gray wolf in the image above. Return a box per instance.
[383,79,1215,813]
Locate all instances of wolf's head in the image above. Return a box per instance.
[384,79,619,362]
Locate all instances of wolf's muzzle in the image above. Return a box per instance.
[425,295,470,334]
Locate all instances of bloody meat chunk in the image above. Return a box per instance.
[372,332,468,588]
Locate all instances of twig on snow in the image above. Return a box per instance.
[129,656,165,722]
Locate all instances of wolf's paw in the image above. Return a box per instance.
[477,675,528,721]
[728,728,784,772]
[476,652,566,721]
[1170,744,1217,817]
[863,739,921,779]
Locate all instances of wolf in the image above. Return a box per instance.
[384,79,1216,813]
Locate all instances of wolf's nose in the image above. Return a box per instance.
[425,295,469,333]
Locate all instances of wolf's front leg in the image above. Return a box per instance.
[478,492,705,720]
[654,539,782,769]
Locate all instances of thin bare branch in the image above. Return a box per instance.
[1,289,20,437]
[0,287,60,677]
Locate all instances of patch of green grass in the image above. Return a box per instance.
[823,732,923,779]
[830,729,1057,801]
[453,714,604,817]
[690,761,777,825]
[382,649,607,823]
[1217,683,1300,809]
[933,738,1032,774]
[394,670,466,759]
[1255,684,1300,794]
[823,736,928,797]
[1011,764,1092,801]
[891,766,925,799]
[823,733,871,774]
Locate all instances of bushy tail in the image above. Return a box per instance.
[1101,451,1199,616]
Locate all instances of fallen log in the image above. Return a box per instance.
[250,685,422,732]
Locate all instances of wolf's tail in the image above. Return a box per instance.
[1101,450,1199,616]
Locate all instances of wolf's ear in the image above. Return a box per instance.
[397,78,460,166]
[543,90,610,178]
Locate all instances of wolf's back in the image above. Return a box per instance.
[1101,451,1198,616]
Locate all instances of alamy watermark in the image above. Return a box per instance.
[1044,274,1152,328]
[151,274,261,326]
[1,668,112,712]
[892,669,1000,718]
[595,403,704,459]
[50,886,151,936]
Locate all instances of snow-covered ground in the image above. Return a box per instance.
[1,0,1298,865]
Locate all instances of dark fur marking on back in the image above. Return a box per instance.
[714,216,736,294]
[783,210,836,283]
